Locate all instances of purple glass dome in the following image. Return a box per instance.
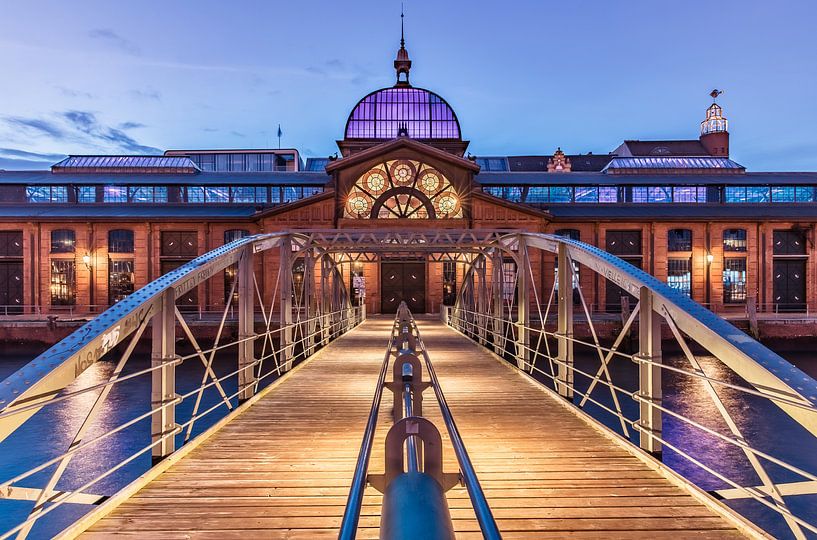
[344,87,461,140]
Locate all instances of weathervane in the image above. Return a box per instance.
[710,89,723,102]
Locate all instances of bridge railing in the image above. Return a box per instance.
[340,301,500,540]
[444,232,817,540]
[0,232,363,539]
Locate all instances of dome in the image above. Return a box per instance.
[344,87,461,140]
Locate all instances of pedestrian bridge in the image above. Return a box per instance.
[0,231,815,539]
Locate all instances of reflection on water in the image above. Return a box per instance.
[1,340,816,538]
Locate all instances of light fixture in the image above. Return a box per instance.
[706,253,714,264]
[82,252,92,270]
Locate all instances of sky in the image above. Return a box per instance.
[1,0,816,171]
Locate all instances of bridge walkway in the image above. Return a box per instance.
[80,317,744,539]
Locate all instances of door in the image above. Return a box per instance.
[773,259,806,312]
[381,262,425,314]
[161,260,198,311]
[0,261,23,314]
[605,230,642,312]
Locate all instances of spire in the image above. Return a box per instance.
[701,89,728,135]
[394,5,412,86]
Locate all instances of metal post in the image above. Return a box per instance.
[638,286,662,455]
[237,246,256,403]
[556,243,574,399]
[477,256,488,345]
[491,249,504,355]
[464,261,475,336]
[515,238,530,369]
[303,249,315,355]
[321,255,332,345]
[151,288,176,463]
[280,237,293,371]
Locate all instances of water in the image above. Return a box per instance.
[1,339,816,538]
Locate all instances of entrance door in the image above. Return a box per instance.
[773,259,806,312]
[381,262,425,314]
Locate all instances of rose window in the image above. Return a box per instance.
[344,159,463,219]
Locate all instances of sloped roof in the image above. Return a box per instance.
[617,140,710,157]
[507,154,613,172]
[52,155,199,174]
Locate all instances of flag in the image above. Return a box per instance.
[277,124,283,138]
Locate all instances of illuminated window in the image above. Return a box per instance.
[50,229,75,253]
[50,260,76,306]
[108,260,134,304]
[668,258,692,297]
[723,258,747,303]
[345,159,463,219]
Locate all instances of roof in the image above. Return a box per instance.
[325,137,480,174]
[344,87,461,140]
[0,170,329,186]
[603,156,744,173]
[304,158,331,172]
[507,154,613,172]
[616,140,710,156]
[52,155,199,174]
[476,172,817,186]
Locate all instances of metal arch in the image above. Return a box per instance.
[476,233,817,436]
[0,232,292,442]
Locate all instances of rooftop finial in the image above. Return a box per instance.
[710,88,723,102]
[394,3,412,87]
[400,3,405,48]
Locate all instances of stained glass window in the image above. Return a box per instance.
[344,159,463,219]
[345,88,460,139]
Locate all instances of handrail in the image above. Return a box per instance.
[412,319,501,540]
[338,312,400,539]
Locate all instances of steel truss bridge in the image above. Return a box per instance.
[0,230,816,539]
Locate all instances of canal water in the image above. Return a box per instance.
[0,339,816,538]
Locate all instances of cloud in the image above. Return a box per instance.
[118,121,145,130]
[129,88,161,101]
[88,28,140,55]
[230,131,246,138]
[3,116,66,139]
[0,147,66,161]
[62,110,160,153]
[56,86,95,99]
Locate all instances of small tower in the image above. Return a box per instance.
[394,10,412,87]
[700,89,729,157]
[547,147,572,172]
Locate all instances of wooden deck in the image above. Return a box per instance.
[80,317,747,539]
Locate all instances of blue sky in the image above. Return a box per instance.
[1,0,816,170]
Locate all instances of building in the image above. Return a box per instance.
[1,32,816,320]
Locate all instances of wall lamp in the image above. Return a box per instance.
[82,252,92,270]
[706,252,714,265]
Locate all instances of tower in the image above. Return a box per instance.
[700,89,729,157]
[394,9,412,86]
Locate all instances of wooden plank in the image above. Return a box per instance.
[77,317,749,539]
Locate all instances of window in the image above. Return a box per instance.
[605,230,641,256]
[668,258,692,297]
[771,187,795,203]
[50,260,76,306]
[205,187,230,203]
[108,260,134,304]
[526,187,549,203]
[77,186,96,203]
[723,258,747,303]
[230,187,267,203]
[161,231,198,257]
[223,230,250,304]
[673,186,707,203]
[128,186,168,203]
[549,187,572,203]
[723,229,747,252]
[796,186,815,202]
[442,261,456,306]
[668,229,692,252]
[104,229,133,254]
[502,260,516,301]
[103,186,128,203]
[555,229,580,241]
[51,229,75,253]
[224,229,249,244]
[26,185,68,203]
[303,186,323,198]
[574,187,597,203]
[186,186,205,203]
[599,187,618,203]
[269,187,282,204]
[283,186,302,203]
[484,186,522,202]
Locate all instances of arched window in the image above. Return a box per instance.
[668,229,692,252]
[108,229,134,253]
[50,229,75,253]
[224,229,250,244]
[344,159,462,219]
